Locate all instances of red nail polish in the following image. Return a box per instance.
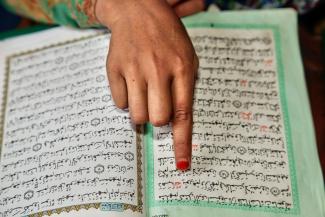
[176,160,189,171]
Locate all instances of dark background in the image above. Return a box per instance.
[299,2,325,176]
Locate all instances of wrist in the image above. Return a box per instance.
[95,0,175,30]
[95,0,132,29]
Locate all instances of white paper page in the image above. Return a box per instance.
[149,27,295,211]
[0,27,145,217]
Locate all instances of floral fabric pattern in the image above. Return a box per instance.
[0,0,100,27]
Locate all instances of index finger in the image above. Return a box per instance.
[171,70,195,171]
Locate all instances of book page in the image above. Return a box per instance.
[0,32,144,217]
[148,26,296,213]
[147,10,325,217]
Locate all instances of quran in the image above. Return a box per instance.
[0,9,324,217]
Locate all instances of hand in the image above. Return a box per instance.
[166,0,205,17]
[95,0,199,170]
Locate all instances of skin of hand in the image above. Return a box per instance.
[95,0,199,171]
[166,0,206,17]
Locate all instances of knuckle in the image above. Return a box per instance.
[107,60,119,75]
[123,61,139,76]
[173,55,187,75]
[150,116,170,127]
[108,62,117,68]
[148,53,165,78]
[174,107,191,121]
[108,64,117,72]
[149,64,161,78]
[131,113,148,125]
[114,100,128,110]
[173,53,198,77]
[125,57,138,69]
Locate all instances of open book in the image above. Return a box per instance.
[0,9,324,217]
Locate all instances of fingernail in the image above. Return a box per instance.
[176,159,190,171]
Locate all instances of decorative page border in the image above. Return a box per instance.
[145,24,300,215]
[0,33,144,216]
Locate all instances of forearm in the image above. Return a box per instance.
[0,0,101,28]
